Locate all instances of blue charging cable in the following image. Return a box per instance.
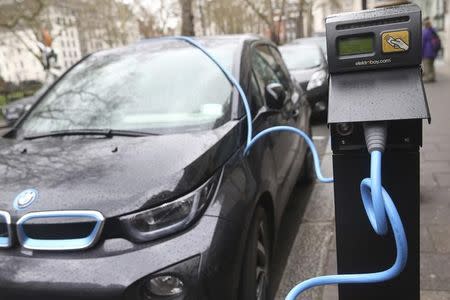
[286,150,408,299]
[167,36,408,299]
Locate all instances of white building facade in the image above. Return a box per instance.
[0,0,141,84]
[0,30,47,83]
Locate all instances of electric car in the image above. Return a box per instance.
[0,35,312,300]
[280,43,329,117]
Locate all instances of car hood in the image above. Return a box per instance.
[0,121,241,219]
[290,67,322,85]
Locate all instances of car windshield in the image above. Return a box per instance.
[18,40,237,137]
[280,45,323,70]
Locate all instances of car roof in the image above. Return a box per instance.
[90,34,265,59]
[291,36,326,43]
[279,43,325,57]
[280,43,321,50]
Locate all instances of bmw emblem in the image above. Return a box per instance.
[14,189,39,210]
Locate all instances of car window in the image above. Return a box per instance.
[254,45,290,89]
[249,71,264,114]
[252,46,281,97]
[18,40,238,137]
[269,46,293,88]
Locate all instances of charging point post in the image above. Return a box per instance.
[326,4,430,299]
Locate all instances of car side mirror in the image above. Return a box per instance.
[265,82,286,110]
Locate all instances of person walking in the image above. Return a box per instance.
[422,17,441,83]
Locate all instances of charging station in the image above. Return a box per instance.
[326,4,430,300]
[164,6,431,298]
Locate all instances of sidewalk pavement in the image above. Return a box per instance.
[276,61,450,300]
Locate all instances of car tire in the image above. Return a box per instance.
[239,206,271,300]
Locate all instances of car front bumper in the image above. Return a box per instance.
[0,214,242,300]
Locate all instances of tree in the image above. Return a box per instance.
[0,0,48,69]
[242,0,287,44]
[180,0,195,36]
[296,0,305,38]
[134,0,178,37]
[75,0,139,49]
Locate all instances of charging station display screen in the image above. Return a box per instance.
[338,35,374,56]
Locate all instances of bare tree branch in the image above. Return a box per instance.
[242,0,272,27]
[0,0,44,30]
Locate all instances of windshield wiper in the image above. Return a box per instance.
[23,129,158,140]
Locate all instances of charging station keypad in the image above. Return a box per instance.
[326,5,421,74]
[382,30,410,53]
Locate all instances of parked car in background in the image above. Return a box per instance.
[2,91,40,126]
[280,43,329,117]
[1,74,60,126]
[0,35,313,300]
[1,80,55,126]
[290,36,328,56]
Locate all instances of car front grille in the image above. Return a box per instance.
[0,211,12,248]
[16,210,105,251]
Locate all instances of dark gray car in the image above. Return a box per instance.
[0,36,312,300]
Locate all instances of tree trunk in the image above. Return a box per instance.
[180,0,195,36]
[306,3,313,37]
[197,0,206,35]
[296,0,304,38]
[276,0,287,44]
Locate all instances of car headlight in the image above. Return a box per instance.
[307,70,328,91]
[120,173,220,243]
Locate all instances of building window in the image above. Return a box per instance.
[61,40,65,47]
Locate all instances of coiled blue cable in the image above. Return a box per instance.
[286,150,408,299]
[166,36,407,299]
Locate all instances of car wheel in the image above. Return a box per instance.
[239,206,271,300]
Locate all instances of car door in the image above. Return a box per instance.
[251,43,303,207]
[269,45,310,184]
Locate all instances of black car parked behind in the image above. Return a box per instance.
[0,35,312,300]
[280,43,329,117]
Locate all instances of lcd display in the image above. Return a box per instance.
[338,35,374,56]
